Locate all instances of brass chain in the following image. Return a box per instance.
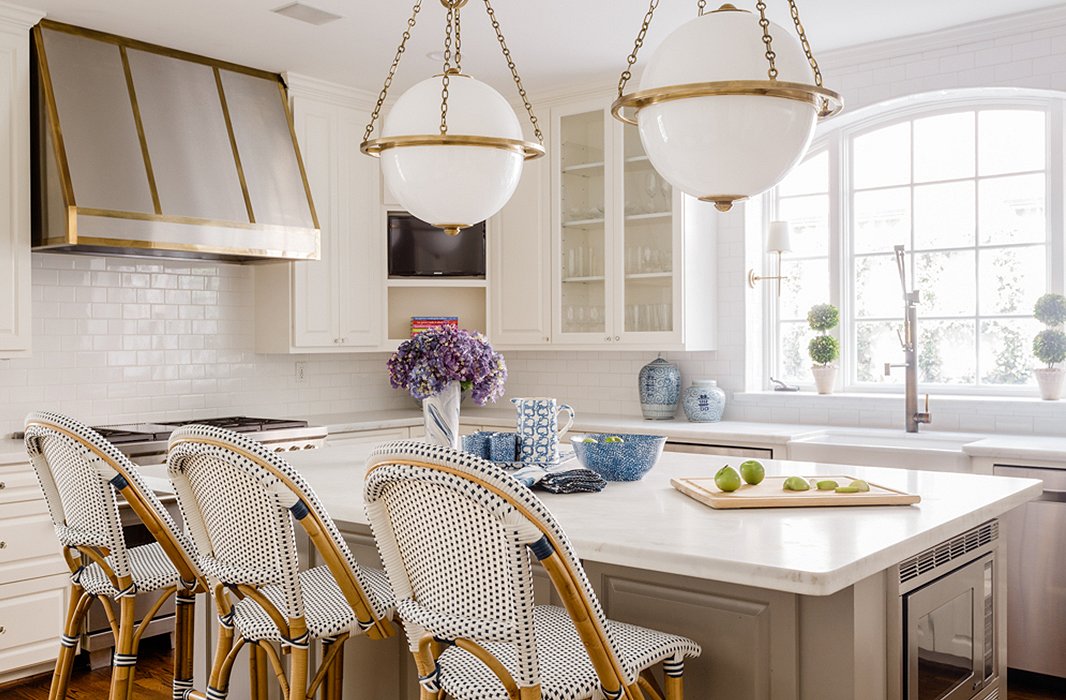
[482,0,543,143]
[454,5,462,73]
[617,0,660,98]
[755,0,778,80]
[364,0,423,143]
[440,4,454,134]
[697,0,707,16]
[786,0,831,115]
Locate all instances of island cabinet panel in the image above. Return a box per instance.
[585,561,799,700]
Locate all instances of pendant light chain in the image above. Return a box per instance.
[440,4,454,134]
[482,0,543,144]
[364,0,424,143]
[697,0,707,16]
[786,0,830,115]
[755,0,779,80]
[454,5,463,73]
[617,0,660,98]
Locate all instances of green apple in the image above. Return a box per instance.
[714,465,742,493]
[739,460,765,485]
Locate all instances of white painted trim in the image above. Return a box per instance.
[0,2,44,31]
[820,5,1066,73]
[283,72,377,111]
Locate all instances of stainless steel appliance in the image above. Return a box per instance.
[889,520,1003,700]
[80,416,327,666]
[992,464,1066,679]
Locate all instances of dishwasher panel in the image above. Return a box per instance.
[991,464,1066,679]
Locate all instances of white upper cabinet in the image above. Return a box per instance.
[549,97,716,351]
[0,7,42,358]
[255,76,382,352]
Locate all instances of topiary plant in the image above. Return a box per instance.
[1034,328,1066,369]
[807,303,840,367]
[1035,293,1066,328]
[807,303,840,333]
[809,335,840,367]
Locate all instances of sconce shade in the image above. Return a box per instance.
[767,220,792,253]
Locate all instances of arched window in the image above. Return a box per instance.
[768,89,1062,394]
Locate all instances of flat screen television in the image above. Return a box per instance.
[387,212,486,277]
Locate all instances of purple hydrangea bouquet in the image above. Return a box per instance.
[387,326,507,447]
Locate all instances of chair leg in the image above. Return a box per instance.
[288,644,309,700]
[109,595,138,700]
[663,656,685,700]
[173,589,197,700]
[48,586,93,700]
[322,639,343,700]
[208,612,237,699]
[248,643,268,700]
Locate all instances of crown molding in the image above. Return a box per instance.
[282,72,378,111]
[820,4,1066,73]
[0,1,44,31]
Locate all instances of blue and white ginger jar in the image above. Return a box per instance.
[638,356,681,420]
[682,379,726,423]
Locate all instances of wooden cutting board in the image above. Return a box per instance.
[671,475,921,509]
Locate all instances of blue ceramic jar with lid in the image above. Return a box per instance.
[638,355,681,420]
[682,379,726,422]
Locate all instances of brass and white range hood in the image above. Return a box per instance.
[31,20,320,263]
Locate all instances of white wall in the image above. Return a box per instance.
[0,254,407,436]
[501,5,1066,436]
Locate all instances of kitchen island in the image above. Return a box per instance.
[143,444,1040,700]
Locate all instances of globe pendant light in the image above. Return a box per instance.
[611,1,843,212]
[361,0,544,236]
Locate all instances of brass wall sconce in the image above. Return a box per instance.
[748,220,791,297]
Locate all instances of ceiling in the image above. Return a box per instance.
[29,0,1066,97]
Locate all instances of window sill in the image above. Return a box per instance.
[734,390,1066,414]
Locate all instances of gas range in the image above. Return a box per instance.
[92,416,328,464]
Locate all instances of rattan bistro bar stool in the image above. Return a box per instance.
[23,411,207,700]
[165,424,395,700]
[365,441,701,700]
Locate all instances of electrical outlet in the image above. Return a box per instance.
[295,361,307,384]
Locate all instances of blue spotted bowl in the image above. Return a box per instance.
[570,433,667,481]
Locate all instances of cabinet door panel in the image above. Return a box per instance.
[292,102,339,348]
[0,504,66,582]
[0,462,45,506]
[0,575,68,675]
[336,107,382,347]
[491,157,551,346]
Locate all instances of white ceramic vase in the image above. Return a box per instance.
[1034,367,1065,401]
[423,381,462,449]
[812,366,838,395]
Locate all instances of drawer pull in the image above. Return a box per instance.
[0,541,6,549]
[0,626,5,634]
[0,481,5,489]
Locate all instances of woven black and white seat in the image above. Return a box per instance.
[166,424,396,700]
[365,440,701,700]
[23,410,206,700]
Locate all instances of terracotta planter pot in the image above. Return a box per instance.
[812,365,838,395]
[1034,367,1065,401]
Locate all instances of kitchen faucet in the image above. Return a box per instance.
[883,245,932,433]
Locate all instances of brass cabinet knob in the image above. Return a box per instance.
[0,541,6,549]
[0,481,5,490]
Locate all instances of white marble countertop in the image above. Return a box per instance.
[963,435,1066,462]
[141,444,1040,597]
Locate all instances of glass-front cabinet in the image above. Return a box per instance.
[552,100,708,349]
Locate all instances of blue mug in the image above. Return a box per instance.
[512,397,575,465]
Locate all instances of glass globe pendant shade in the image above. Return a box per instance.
[379,75,526,235]
[620,6,841,212]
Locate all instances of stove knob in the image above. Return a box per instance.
[289,446,300,451]
[274,447,284,453]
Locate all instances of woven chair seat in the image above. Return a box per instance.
[232,565,395,643]
[76,541,183,597]
[437,604,701,700]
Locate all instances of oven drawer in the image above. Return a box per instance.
[0,573,68,675]
[0,502,65,582]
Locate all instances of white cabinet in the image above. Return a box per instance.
[255,76,383,352]
[550,97,716,351]
[0,7,40,358]
[489,154,552,346]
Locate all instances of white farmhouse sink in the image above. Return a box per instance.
[788,429,983,472]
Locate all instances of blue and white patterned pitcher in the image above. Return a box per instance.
[512,397,575,465]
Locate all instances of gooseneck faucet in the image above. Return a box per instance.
[883,245,932,433]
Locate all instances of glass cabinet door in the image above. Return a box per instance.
[620,124,675,337]
[558,109,608,339]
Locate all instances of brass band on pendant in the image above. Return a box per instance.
[611,79,845,126]
[359,134,546,161]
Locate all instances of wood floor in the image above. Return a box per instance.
[3,638,1064,699]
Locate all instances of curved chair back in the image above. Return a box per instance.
[166,425,392,640]
[23,410,202,591]
[365,440,635,698]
